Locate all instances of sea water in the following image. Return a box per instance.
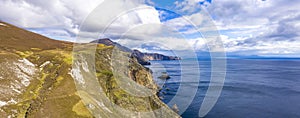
[147,58,300,118]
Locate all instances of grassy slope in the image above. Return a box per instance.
[0,22,72,51]
[0,21,96,117]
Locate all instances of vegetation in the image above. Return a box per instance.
[0,21,179,118]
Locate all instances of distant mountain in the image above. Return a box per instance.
[91,38,181,65]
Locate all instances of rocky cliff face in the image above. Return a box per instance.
[132,50,181,61]
[91,39,181,65]
[0,22,180,118]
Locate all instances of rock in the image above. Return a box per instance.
[158,72,171,79]
[166,88,170,91]
[172,104,179,114]
[131,50,151,65]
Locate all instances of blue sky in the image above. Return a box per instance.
[0,0,299,57]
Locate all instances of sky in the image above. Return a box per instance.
[0,0,299,57]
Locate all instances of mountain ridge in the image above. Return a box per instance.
[91,38,181,65]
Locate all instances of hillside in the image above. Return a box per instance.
[0,21,180,118]
[0,22,72,51]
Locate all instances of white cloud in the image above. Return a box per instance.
[205,0,300,56]
[0,0,105,41]
[101,5,162,40]
[1,0,300,56]
[174,0,210,14]
[1,0,163,44]
[119,37,192,50]
[161,0,300,56]
[163,12,205,28]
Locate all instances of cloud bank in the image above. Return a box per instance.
[0,0,299,57]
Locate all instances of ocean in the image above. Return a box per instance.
[147,58,300,118]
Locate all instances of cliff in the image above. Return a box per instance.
[91,39,181,65]
[132,49,181,61]
[0,22,180,118]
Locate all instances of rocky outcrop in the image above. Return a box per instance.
[158,72,171,79]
